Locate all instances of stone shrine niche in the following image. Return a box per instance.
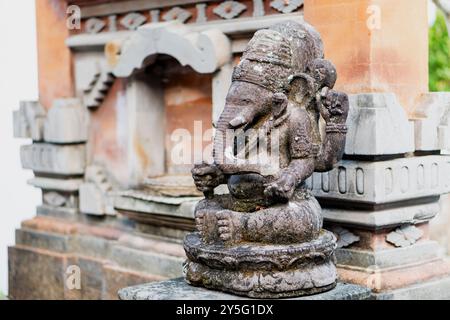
[69,18,236,220]
[66,2,307,219]
[159,58,213,176]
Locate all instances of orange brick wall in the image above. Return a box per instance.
[164,64,213,175]
[36,0,74,109]
[304,0,429,114]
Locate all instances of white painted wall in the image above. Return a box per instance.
[0,0,40,295]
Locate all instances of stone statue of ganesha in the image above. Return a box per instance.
[183,20,349,298]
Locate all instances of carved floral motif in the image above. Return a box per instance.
[386,225,423,247]
[213,1,247,20]
[75,0,304,35]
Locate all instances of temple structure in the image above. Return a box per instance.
[9,0,450,300]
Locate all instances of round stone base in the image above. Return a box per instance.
[184,260,337,299]
[183,230,337,298]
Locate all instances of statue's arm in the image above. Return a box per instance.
[192,163,227,198]
[314,90,349,172]
[285,110,316,181]
[263,110,315,201]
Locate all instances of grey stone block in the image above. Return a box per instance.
[413,92,450,152]
[109,21,231,77]
[109,245,185,278]
[335,241,442,269]
[374,275,450,300]
[79,165,118,216]
[43,99,88,143]
[13,101,46,141]
[114,190,199,219]
[37,205,79,217]
[345,93,414,156]
[27,177,83,192]
[118,278,372,300]
[20,143,86,175]
[323,201,440,229]
[15,229,71,253]
[307,155,450,205]
[71,234,113,260]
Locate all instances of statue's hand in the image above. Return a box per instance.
[319,90,349,124]
[192,163,224,195]
[264,172,296,201]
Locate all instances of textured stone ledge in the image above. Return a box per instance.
[118,278,372,300]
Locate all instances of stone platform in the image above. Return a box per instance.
[118,278,372,300]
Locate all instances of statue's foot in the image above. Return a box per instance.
[216,210,244,244]
[195,211,207,238]
[195,209,219,243]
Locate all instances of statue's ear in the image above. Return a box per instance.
[272,93,288,118]
[287,73,316,105]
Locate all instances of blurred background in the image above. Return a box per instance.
[0,0,40,297]
[0,0,449,298]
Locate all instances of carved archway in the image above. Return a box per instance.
[105,21,232,76]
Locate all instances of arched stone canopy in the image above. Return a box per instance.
[106,21,232,77]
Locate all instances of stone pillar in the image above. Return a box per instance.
[304,0,450,299]
[36,0,75,109]
[13,98,88,216]
[304,0,428,115]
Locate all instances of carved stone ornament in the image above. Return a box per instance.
[85,17,106,34]
[213,1,247,20]
[386,225,423,248]
[163,7,192,23]
[106,21,231,77]
[184,21,349,298]
[120,12,147,30]
[271,0,304,14]
[331,226,360,248]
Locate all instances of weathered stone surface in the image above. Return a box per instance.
[386,225,423,248]
[430,195,450,254]
[330,226,360,248]
[114,190,200,219]
[344,93,414,156]
[186,20,349,298]
[13,101,46,141]
[27,177,83,192]
[185,231,335,271]
[335,241,442,269]
[73,52,115,109]
[9,246,68,300]
[374,275,450,300]
[103,264,165,300]
[307,155,450,206]
[79,165,117,216]
[213,1,247,20]
[110,245,185,279]
[118,278,372,300]
[42,191,78,211]
[184,231,337,298]
[16,228,72,253]
[413,92,450,152]
[125,73,166,183]
[143,175,202,197]
[323,201,440,229]
[43,99,88,143]
[9,215,186,300]
[21,143,86,175]
[338,258,450,293]
[80,183,107,216]
[212,62,233,126]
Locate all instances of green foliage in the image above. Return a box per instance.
[429,12,450,92]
